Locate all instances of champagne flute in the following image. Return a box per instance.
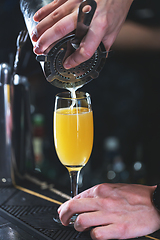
[53,91,94,224]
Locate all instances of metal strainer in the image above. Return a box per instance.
[36,0,106,89]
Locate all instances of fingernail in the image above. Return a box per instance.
[33,12,39,21]
[34,12,38,18]
[34,47,41,54]
[57,206,61,213]
[34,42,41,54]
[31,28,38,41]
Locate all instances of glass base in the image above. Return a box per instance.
[53,214,78,225]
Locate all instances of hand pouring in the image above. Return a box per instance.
[20,0,106,89]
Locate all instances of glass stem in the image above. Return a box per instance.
[69,170,80,198]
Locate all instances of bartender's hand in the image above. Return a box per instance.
[32,0,133,69]
[58,183,160,240]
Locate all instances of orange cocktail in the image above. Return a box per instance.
[54,107,93,171]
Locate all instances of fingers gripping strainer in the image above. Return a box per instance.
[36,0,106,89]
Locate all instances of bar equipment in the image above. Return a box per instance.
[12,74,35,177]
[0,63,12,186]
[20,0,106,89]
[0,62,34,186]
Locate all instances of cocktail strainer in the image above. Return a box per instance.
[36,0,106,89]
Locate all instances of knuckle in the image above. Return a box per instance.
[50,1,56,7]
[96,196,116,211]
[75,215,83,226]
[80,46,93,60]
[100,17,108,31]
[54,24,67,37]
[117,224,127,239]
[50,10,59,20]
[91,227,103,240]
[97,197,113,211]
[98,197,107,207]
[65,199,75,212]
[71,57,80,66]
[75,215,86,231]
[95,13,108,30]
[94,184,107,197]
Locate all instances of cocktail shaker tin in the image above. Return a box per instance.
[0,63,12,185]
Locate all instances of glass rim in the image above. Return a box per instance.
[55,91,91,100]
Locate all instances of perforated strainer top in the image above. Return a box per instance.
[36,0,106,89]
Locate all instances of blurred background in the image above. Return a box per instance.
[1,0,160,194]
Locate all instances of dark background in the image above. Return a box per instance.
[1,0,160,192]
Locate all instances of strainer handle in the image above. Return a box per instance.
[71,0,97,47]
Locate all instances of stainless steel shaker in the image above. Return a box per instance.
[20,0,52,44]
[0,63,12,185]
[0,63,34,186]
[12,74,35,177]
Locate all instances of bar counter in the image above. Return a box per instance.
[0,185,160,240]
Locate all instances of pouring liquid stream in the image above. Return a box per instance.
[67,86,82,110]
